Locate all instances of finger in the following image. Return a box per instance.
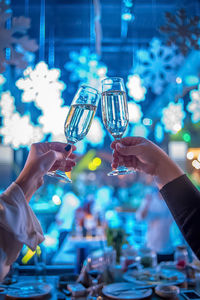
[112,157,119,163]
[111,162,118,169]
[112,151,120,159]
[40,150,64,173]
[64,159,76,171]
[68,153,77,160]
[110,140,118,149]
[64,165,75,172]
[118,156,125,165]
[119,136,145,146]
[116,143,143,156]
[50,159,76,172]
[65,159,76,167]
[49,142,76,154]
[111,154,119,168]
[50,161,62,171]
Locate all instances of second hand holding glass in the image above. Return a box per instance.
[47,85,100,183]
[101,77,135,176]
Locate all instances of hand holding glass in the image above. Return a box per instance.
[48,85,100,182]
[101,77,135,176]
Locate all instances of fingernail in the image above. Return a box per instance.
[65,144,72,152]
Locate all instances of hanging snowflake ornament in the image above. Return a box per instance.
[39,105,70,141]
[133,38,183,95]
[16,61,65,111]
[128,102,143,123]
[160,9,200,56]
[65,47,107,91]
[126,74,146,102]
[0,91,15,118]
[0,114,43,149]
[187,84,200,123]
[161,100,185,134]
[0,91,43,149]
[0,0,38,72]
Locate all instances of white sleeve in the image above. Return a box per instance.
[0,182,44,281]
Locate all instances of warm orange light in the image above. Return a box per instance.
[65,171,71,179]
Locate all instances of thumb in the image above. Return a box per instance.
[116,143,142,156]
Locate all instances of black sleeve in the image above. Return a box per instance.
[160,174,200,259]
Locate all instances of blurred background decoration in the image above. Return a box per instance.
[0,0,200,267]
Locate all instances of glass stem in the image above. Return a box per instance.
[115,138,124,169]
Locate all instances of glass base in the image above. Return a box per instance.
[107,166,135,176]
[46,170,72,183]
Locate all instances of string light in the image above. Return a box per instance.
[187,152,194,160]
[192,160,200,170]
[52,195,61,205]
[143,118,152,126]
[183,133,191,143]
[176,77,182,84]
[122,0,134,21]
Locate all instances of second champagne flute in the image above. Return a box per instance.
[47,85,100,183]
[101,77,135,176]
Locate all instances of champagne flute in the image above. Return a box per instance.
[47,85,100,183]
[101,77,135,176]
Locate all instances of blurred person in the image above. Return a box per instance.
[136,183,174,261]
[0,142,76,281]
[56,191,80,248]
[111,137,200,259]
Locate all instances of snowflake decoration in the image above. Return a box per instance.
[65,47,107,91]
[0,0,38,72]
[0,91,15,118]
[160,9,200,56]
[128,102,143,123]
[126,74,146,102]
[86,117,106,146]
[16,62,65,111]
[0,91,43,149]
[187,84,200,123]
[39,105,70,141]
[0,114,43,149]
[133,38,183,95]
[161,100,185,133]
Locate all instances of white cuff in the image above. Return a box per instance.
[0,182,44,251]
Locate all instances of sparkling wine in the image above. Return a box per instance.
[64,103,96,144]
[102,90,128,139]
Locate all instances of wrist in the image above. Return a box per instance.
[15,168,41,203]
[155,152,184,190]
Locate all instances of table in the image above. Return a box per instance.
[0,275,195,300]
